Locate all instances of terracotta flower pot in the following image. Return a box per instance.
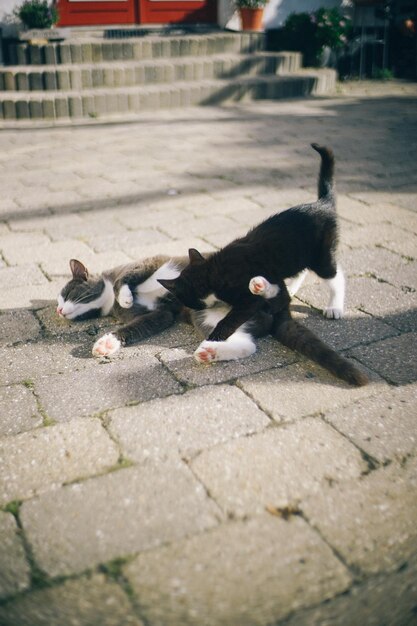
[239,7,264,31]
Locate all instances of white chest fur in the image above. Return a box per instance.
[135,261,181,310]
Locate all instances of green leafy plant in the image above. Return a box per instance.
[235,0,268,8]
[15,0,58,29]
[314,8,351,50]
[281,8,352,66]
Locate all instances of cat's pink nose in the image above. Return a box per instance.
[57,306,63,316]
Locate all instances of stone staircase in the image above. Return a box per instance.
[0,32,336,121]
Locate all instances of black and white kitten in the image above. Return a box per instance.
[158,144,368,386]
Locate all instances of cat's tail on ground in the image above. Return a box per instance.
[272,311,369,387]
[311,143,335,203]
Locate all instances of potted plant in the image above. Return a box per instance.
[14,0,58,30]
[235,0,268,32]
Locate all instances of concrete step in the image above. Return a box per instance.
[6,32,264,66]
[0,52,302,92]
[0,70,336,121]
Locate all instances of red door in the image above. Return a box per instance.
[57,0,216,26]
[140,0,216,24]
[58,1,136,26]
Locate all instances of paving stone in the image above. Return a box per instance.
[0,418,119,505]
[302,457,417,575]
[351,190,417,214]
[341,222,417,260]
[340,197,417,232]
[45,212,128,242]
[0,574,143,626]
[298,275,417,333]
[280,550,417,626]
[0,233,50,264]
[108,385,270,463]
[324,384,417,463]
[8,213,86,236]
[159,339,297,387]
[202,223,253,248]
[124,515,351,626]
[293,304,397,352]
[35,346,182,421]
[36,303,112,339]
[350,332,417,385]
[238,361,382,422]
[0,384,43,437]
[0,512,30,600]
[339,246,417,291]
[124,236,216,261]
[138,320,197,349]
[182,195,260,219]
[87,229,170,254]
[20,462,220,577]
[1,86,417,625]
[242,188,313,213]
[0,309,41,346]
[0,341,99,386]
[0,280,63,310]
[191,418,367,517]
[0,264,47,289]
[37,241,131,278]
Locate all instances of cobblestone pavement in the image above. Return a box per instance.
[0,81,416,625]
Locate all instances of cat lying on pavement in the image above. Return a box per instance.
[57,256,288,360]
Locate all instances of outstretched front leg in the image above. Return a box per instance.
[92,309,176,358]
[206,300,261,342]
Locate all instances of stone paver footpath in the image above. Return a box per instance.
[0,80,416,625]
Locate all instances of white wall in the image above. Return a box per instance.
[1,0,21,35]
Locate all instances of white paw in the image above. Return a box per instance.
[249,276,269,296]
[92,333,121,357]
[324,307,343,320]
[249,276,279,299]
[194,341,218,364]
[118,284,134,309]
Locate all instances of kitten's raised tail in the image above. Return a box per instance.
[272,312,369,387]
[311,143,335,202]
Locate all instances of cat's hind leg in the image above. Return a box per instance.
[194,328,256,363]
[249,276,280,299]
[92,333,121,357]
[323,265,345,319]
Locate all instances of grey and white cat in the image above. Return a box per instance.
[57,257,187,358]
[57,257,303,361]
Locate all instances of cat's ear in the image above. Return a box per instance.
[188,248,205,265]
[70,259,89,281]
[158,278,177,293]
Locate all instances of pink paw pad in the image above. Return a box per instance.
[92,333,121,358]
[195,346,217,363]
[249,276,267,295]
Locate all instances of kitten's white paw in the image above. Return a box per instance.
[118,284,134,308]
[324,307,344,320]
[194,341,218,364]
[92,333,121,357]
[249,276,279,299]
[249,276,268,296]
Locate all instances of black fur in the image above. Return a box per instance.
[159,144,368,386]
